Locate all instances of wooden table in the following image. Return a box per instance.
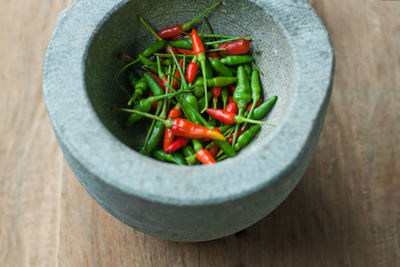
[1,0,399,266]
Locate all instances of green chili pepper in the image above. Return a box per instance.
[185,93,199,112]
[221,87,229,109]
[153,150,185,165]
[207,77,237,87]
[183,146,197,165]
[143,72,163,97]
[172,152,186,165]
[244,63,252,78]
[233,66,252,111]
[251,96,278,119]
[128,76,148,105]
[220,55,253,66]
[209,57,233,77]
[139,55,158,73]
[232,65,252,147]
[170,39,193,50]
[234,125,261,151]
[242,69,261,129]
[198,90,212,111]
[140,120,164,155]
[215,140,236,157]
[141,40,167,58]
[204,58,214,80]
[193,77,205,98]
[192,139,203,152]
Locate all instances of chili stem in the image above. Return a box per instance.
[252,62,264,76]
[168,48,188,89]
[231,109,243,148]
[205,36,251,46]
[182,2,221,31]
[117,108,170,125]
[207,48,227,53]
[154,53,195,58]
[139,17,163,41]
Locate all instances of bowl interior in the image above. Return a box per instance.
[85,0,293,155]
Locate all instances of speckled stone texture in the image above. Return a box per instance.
[43,0,334,241]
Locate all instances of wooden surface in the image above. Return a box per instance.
[1,0,399,266]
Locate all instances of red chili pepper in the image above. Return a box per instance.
[213,87,222,98]
[206,109,236,124]
[187,62,199,83]
[228,84,236,94]
[228,96,234,104]
[171,118,225,140]
[191,29,205,55]
[202,128,221,143]
[208,145,219,157]
[196,149,216,165]
[246,98,263,111]
[225,102,238,114]
[158,24,184,39]
[217,39,251,55]
[227,126,248,144]
[151,101,158,110]
[164,137,189,153]
[176,48,194,55]
[207,52,222,59]
[147,72,164,88]
[164,108,182,150]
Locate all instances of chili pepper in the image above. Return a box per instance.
[228,84,236,94]
[141,40,167,57]
[233,66,252,112]
[234,125,261,151]
[185,93,199,112]
[164,137,189,153]
[170,39,193,50]
[242,68,261,129]
[198,90,212,111]
[144,72,164,99]
[221,87,229,109]
[176,48,195,55]
[193,77,205,98]
[124,89,190,128]
[208,145,219,158]
[187,61,199,83]
[225,102,238,114]
[244,63,252,76]
[120,109,226,140]
[212,87,221,108]
[156,56,170,91]
[141,120,164,155]
[196,149,216,165]
[139,55,158,73]
[192,139,203,152]
[251,96,278,120]
[153,150,185,165]
[206,109,272,125]
[207,77,237,87]
[128,74,149,105]
[207,52,221,59]
[183,146,197,165]
[209,57,233,77]
[191,29,208,112]
[227,126,248,144]
[217,39,251,55]
[246,99,263,112]
[172,152,186,165]
[164,107,182,150]
[228,95,234,104]
[204,58,214,80]
[220,55,253,66]
[157,2,221,39]
[147,71,164,88]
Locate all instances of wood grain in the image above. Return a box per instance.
[1,0,399,266]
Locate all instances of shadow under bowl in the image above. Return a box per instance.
[43,0,334,241]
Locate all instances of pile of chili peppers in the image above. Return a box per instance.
[116,2,278,165]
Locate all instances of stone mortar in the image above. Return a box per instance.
[43,0,334,241]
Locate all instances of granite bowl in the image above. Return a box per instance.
[43,0,334,241]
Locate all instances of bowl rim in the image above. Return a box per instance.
[43,0,334,206]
